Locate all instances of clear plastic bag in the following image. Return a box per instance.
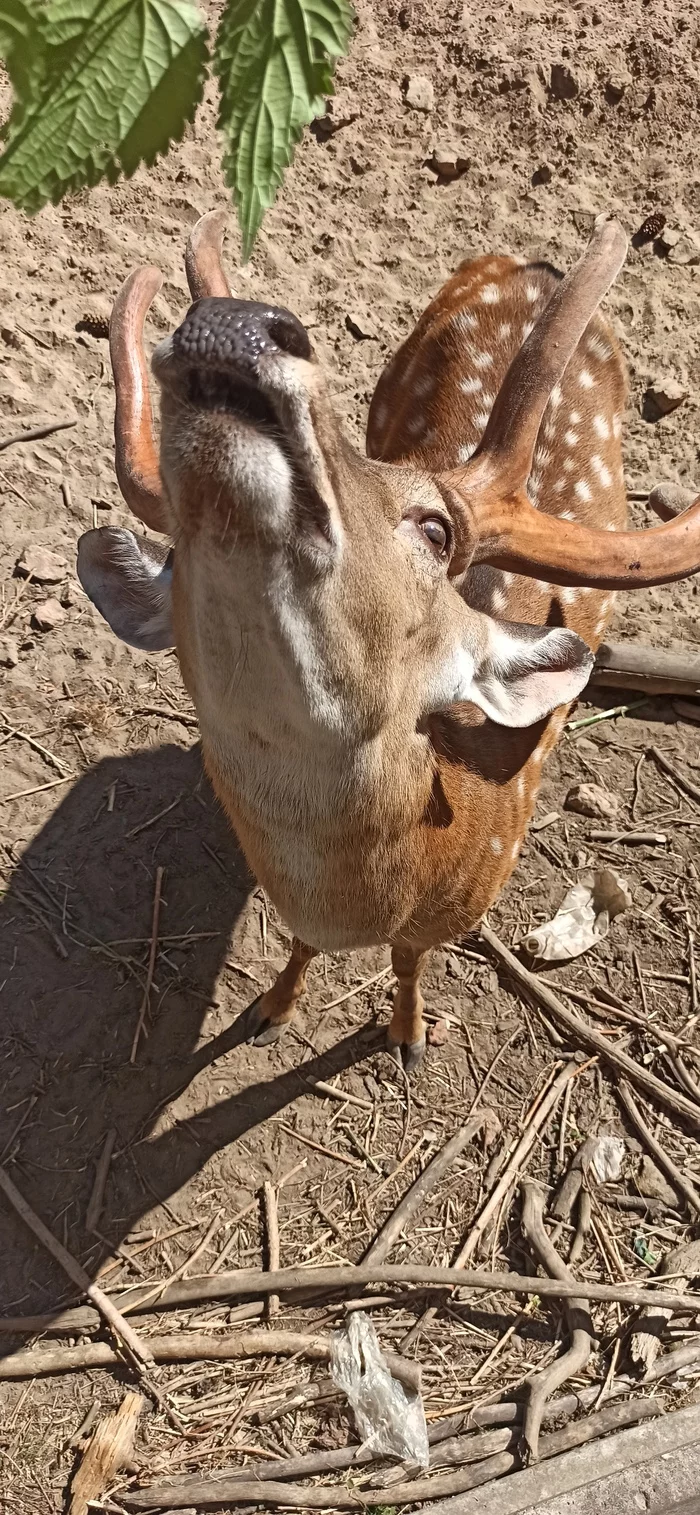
[330,1311,429,1467]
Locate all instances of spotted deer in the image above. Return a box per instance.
[78,212,700,1070]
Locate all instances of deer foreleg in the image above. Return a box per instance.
[245,937,318,1046]
[387,944,430,1072]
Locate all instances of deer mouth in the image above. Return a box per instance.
[153,296,312,436]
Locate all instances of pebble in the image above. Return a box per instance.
[0,635,19,667]
[638,1155,679,1207]
[404,74,434,112]
[428,140,469,179]
[16,545,67,583]
[32,597,66,631]
[565,782,620,821]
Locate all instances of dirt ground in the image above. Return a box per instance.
[1,0,700,1510]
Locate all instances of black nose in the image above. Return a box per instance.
[173,297,311,371]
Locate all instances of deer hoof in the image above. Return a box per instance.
[386,1030,426,1073]
[242,996,286,1047]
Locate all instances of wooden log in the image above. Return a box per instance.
[68,1392,144,1515]
[590,641,700,698]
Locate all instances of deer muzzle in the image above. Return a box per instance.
[153,297,312,426]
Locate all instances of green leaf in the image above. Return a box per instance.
[0,0,209,214]
[0,0,47,103]
[215,0,353,260]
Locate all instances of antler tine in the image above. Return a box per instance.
[185,209,232,300]
[469,490,700,590]
[464,216,629,497]
[110,267,168,533]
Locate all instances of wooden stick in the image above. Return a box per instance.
[520,1181,593,1462]
[86,1128,117,1233]
[0,1163,155,1369]
[417,1401,700,1515]
[0,418,77,452]
[262,1181,280,1317]
[130,866,164,1063]
[364,1112,495,1266]
[68,1392,144,1515]
[590,643,700,698]
[480,921,700,1130]
[118,1400,661,1509]
[616,1080,700,1217]
[650,745,700,805]
[0,1328,421,1391]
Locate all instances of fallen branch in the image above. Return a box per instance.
[0,1163,154,1370]
[2,1260,698,1347]
[590,642,700,698]
[402,1062,577,1348]
[650,745,700,806]
[520,1181,594,1462]
[617,1080,700,1217]
[479,921,700,1131]
[0,1327,421,1392]
[118,1399,661,1509]
[631,1240,700,1373]
[68,1392,144,1515]
[262,1181,280,1317]
[363,1111,496,1266]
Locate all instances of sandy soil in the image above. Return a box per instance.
[1,0,699,1509]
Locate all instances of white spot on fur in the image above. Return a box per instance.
[564,430,579,448]
[490,836,503,854]
[472,350,494,371]
[593,413,610,440]
[563,458,575,473]
[574,479,592,503]
[559,508,575,520]
[475,409,492,431]
[511,838,521,860]
[481,283,501,304]
[543,417,556,442]
[453,310,478,333]
[553,479,566,494]
[612,413,622,438]
[502,572,514,587]
[549,385,563,410]
[605,521,618,531]
[560,586,579,604]
[588,332,613,361]
[457,442,475,463]
[591,455,612,487]
[532,743,545,764]
[491,588,507,614]
[569,409,582,425]
[595,615,607,636]
[579,369,595,389]
[521,321,535,341]
[525,284,540,303]
[517,773,526,798]
[460,375,482,395]
[498,322,512,339]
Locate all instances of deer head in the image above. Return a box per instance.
[78,213,700,751]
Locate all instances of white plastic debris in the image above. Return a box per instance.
[330,1311,429,1467]
[589,1134,626,1184]
[524,869,632,964]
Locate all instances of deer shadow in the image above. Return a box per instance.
[0,741,380,1343]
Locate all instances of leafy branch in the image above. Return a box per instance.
[0,0,354,255]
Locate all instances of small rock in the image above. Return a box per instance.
[428,140,470,179]
[345,314,373,341]
[604,74,630,105]
[427,1017,450,1047]
[1,324,22,349]
[32,597,66,632]
[644,379,688,420]
[666,234,700,267]
[549,63,579,101]
[638,1156,679,1207]
[16,545,67,584]
[575,736,600,759]
[565,782,620,821]
[404,73,434,112]
[532,163,552,186]
[525,67,548,110]
[0,635,19,667]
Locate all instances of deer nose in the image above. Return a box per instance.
[172,297,311,372]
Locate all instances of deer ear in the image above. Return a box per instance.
[77,527,174,651]
[429,618,594,728]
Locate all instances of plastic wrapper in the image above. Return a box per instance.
[330,1311,429,1467]
[524,868,632,964]
[589,1133,626,1183]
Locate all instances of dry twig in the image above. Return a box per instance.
[262,1181,280,1317]
[86,1128,117,1233]
[617,1079,700,1217]
[364,1111,496,1266]
[130,867,164,1063]
[520,1180,594,1462]
[68,1392,144,1515]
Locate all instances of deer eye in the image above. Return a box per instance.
[420,516,450,555]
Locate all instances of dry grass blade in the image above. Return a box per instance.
[130,866,164,1063]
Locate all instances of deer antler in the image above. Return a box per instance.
[110,267,167,533]
[184,209,232,300]
[443,216,700,589]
